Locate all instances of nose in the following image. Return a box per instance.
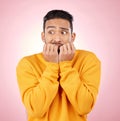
[54,32,61,42]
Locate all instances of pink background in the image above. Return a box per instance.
[0,0,120,121]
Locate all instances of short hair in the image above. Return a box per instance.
[43,10,73,32]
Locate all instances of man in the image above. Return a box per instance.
[16,10,101,121]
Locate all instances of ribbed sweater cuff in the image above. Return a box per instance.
[42,62,59,83]
[59,61,72,72]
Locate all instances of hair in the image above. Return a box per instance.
[43,10,73,32]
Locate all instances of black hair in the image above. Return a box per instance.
[43,10,73,32]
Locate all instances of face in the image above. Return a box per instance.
[41,18,76,47]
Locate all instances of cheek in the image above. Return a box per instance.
[63,36,71,42]
[45,35,52,43]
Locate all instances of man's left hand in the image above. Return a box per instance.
[59,42,75,62]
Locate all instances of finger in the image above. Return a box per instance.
[50,44,55,52]
[60,45,64,54]
[67,43,71,54]
[46,44,51,53]
[63,44,67,54]
[43,44,46,51]
[71,43,75,52]
[54,45,58,53]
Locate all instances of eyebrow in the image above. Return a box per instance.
[46,26,56,29]
[60,27,69,31]
[46,26,69,31]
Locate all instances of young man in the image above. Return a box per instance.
[16,10,101,121]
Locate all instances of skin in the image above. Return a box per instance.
[41,18,76,63]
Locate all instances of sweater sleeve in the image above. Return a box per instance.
[16,57,59,118]
[59,53,101,115]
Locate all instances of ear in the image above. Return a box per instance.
[41,32,45,42]
[71,32,76,42]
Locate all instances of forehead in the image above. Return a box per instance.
[45,18,70,29]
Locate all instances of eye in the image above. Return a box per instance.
[48,30,55,35]
[61,31,67,35]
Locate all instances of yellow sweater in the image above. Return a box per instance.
[16,50,101,121]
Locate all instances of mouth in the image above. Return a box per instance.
[51,43,63,53]
[57,44,63,54]
[58,48,60,54]
[56,43,63,47]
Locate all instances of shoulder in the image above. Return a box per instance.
[76,49,96,56]
[16,53,42,68]
[75,49,100,63]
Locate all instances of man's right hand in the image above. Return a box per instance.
[43,44,59,63]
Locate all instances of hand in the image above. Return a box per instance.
[59,42,75,62]
[43,44,59,63]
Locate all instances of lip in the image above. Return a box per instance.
[56,43,63,47]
